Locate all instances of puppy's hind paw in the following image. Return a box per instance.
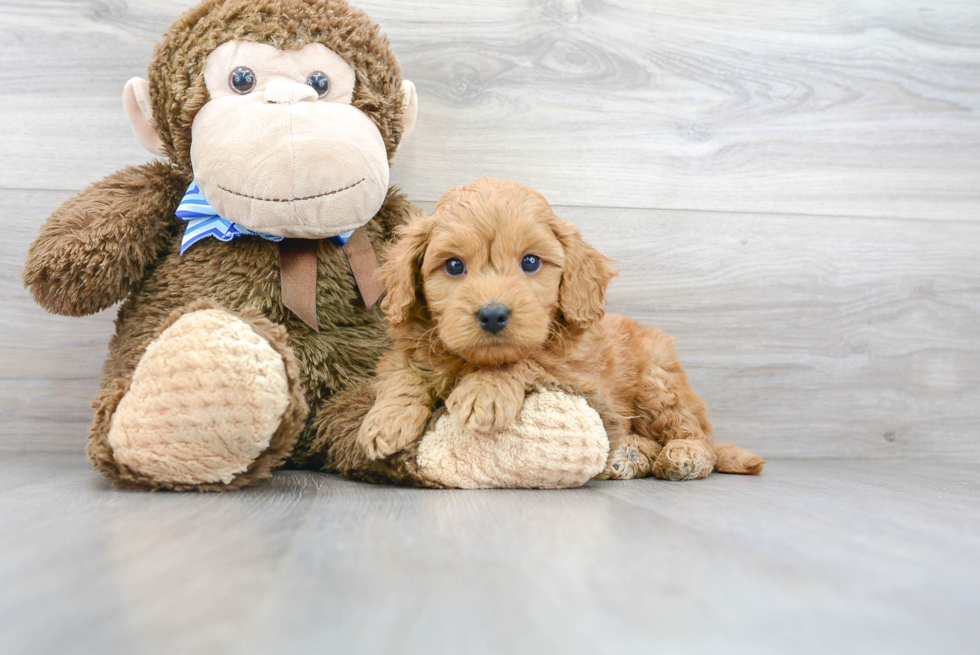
[598,444,652,480]
[652,439,716,481]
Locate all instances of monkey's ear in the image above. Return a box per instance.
[379,214,435,325]
[123,78,165,157]
[551,215,618,328]
[399,80,419,141]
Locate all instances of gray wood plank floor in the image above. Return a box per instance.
[0,453,977,655]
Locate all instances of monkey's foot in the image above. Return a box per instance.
[416,390,608,489]
[652,439,717,481]
[105,306,306,489]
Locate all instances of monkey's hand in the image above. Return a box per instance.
[416,388,609,489]
[23,161,190,317]
[446,369,527,433]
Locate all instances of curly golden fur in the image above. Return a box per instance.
[358,178,765,480]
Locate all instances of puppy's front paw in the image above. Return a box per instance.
[446,378,523,433]
[357,402,430,460]
[652,439,715,481]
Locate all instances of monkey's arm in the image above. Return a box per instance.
[357,351,436,460]
[23,161,190,317]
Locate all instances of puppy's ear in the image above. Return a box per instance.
[379,214,436,325]
[551,216,617,327]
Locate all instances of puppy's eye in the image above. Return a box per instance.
[229,67,257,94]
[444,258,466,277]
[521,254,542,273]
[306,71,330,98]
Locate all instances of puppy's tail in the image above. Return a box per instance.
[713,443,765,475]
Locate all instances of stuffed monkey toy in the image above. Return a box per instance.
[23,0,609,491]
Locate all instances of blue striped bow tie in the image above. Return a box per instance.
[176,182,354,255]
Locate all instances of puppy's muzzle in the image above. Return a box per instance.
[477,303,510,334]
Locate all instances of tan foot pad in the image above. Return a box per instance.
[417,390,609,489]
[108,309,291,485]
[653,439,716,481]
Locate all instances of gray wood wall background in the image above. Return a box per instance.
[1,0,978,460]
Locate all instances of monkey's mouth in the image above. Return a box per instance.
[217,178,365,203]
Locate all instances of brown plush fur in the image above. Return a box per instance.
[23,0,423,490]
[23,161,190,318]
[358,178,765,481]
[308,381,442,487]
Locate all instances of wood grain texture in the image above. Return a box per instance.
[1,1,979,458]
[0,1,979,219]
[4,190,978,458]
[0,454,978,654]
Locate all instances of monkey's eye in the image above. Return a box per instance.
[306,71,330,98]
[229,67,257,94]
[521,254,542,273]
[444,258,466,277]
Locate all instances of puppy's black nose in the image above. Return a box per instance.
[477,304,510,334]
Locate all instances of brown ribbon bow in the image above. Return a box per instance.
[279,227,384,331]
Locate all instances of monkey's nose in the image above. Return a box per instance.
[477,304,510,335]
[263,79,318,104]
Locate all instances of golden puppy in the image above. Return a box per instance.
[358,177,764,480]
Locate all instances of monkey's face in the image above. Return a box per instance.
[184,40,389,239]
[123,1,418,239]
